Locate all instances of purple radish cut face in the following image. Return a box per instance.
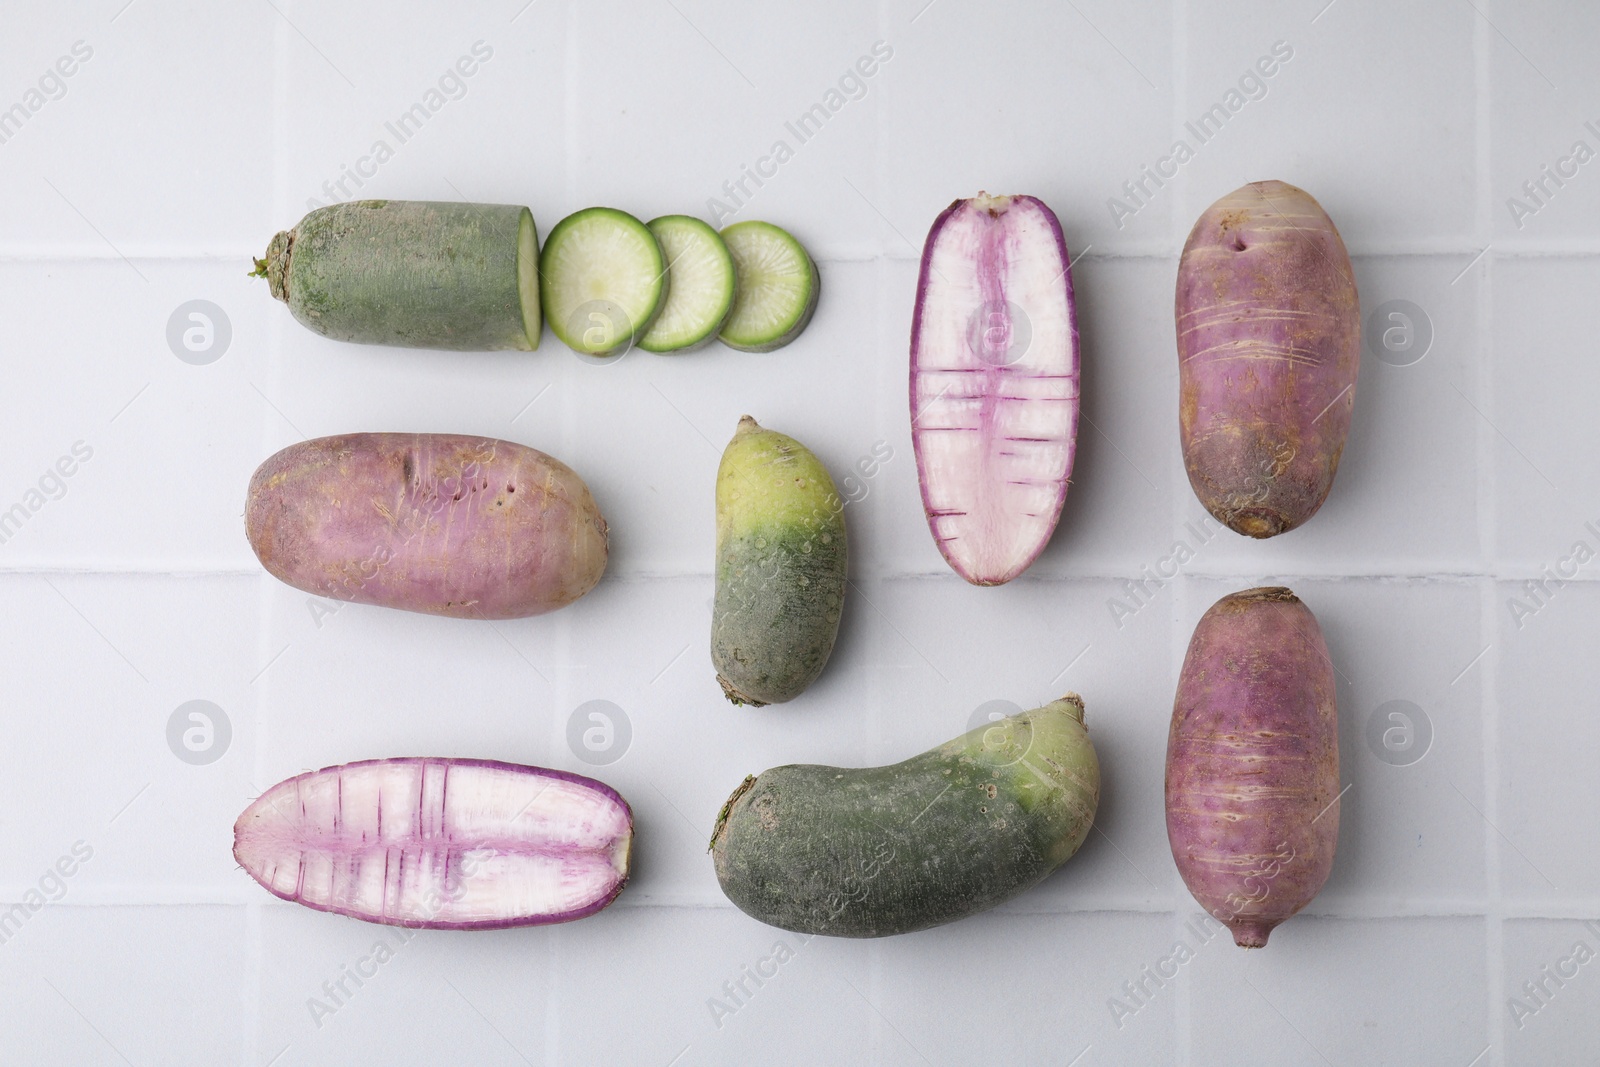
[234,758,633,929]
[910,194,1080,586]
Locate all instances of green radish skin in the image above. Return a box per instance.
[711,696,1100,938]
[639,215,736,353]
[711,416,845,706]
[256,200,540,351]
[540,207,667,357]
[718,221,820,353]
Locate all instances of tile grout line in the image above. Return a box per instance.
[1481,561,1505,1064]
[872,0,888,1060]
[869,1,894,922]
[7,565,1600,582]
[548,11,578,1065]
[13,243,1600,264]
[1171,0,1190,1061]
[243,6,295,1065]
[1170,561,1190,1067]
[26,893,1600,918]
[1474,5,1505,1063]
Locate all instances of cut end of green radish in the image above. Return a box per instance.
[639,215,736,353]
[540,207,666,358]
[261,230,292,303]
[517,208,541,351]
[718,221,819,353]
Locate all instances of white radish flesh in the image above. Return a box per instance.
[640,215,736,352]
[234,758,632,929]
[540,207,667,357]
[718,221,819,352]
[909,193,1080,586]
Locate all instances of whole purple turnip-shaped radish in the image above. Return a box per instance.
[1166,587,1339,948]
[246,433,608,620]
[1176,181,1359,538]
[910,193,1080,585]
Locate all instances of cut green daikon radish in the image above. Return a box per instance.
[255,200,541,351]
[718,221,819,353]
[639,215,737,353]
[540,207,667,357]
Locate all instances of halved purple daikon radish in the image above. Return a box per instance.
[234,758,632,930]
[910,194,1080,586]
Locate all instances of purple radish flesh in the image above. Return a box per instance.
[234,758,633,929]
[910,193,1080,586]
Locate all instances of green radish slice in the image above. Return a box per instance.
[639,216,737,353]
[718,221,819,353]
[540,207,667,357]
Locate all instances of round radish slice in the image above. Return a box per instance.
[540,207,667,358]
[718,221,819,352]
[234,758,633,929]
[909,193,1080,586]
[639,215,736,353]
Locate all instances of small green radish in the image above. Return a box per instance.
[718,221,819,352]
[711,416,845,706]
[540,207,667,358]
[639,215,737,353]
[253,200,540,351]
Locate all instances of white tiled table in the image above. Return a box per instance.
[1,1,1594,1063]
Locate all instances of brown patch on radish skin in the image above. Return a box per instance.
[709,775,757,851]
[1230,922,1273,949]
[1179,380,1199,438]
[1218,586,1298,609]
[716,673,769,708]
[262,229,293,302]
[753,793,778,831]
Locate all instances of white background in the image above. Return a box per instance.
[0,0,1595,1063]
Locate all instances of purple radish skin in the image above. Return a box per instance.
[910,193,1080,586]
[245,433,609,620]
[1166,587,1339,948]
[234,758,633,929]
[1176,181,1360,538]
